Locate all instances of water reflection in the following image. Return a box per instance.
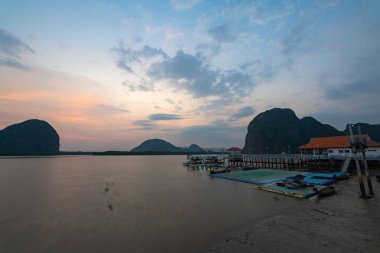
[0,156,303,253]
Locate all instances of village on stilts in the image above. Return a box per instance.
[183,125,380,199]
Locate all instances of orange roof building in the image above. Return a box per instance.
[227,147,242,151]
[299,135,380,149]
[299,135,380,157]
[227,147,242,155]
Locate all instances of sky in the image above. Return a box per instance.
[0,0,379,151]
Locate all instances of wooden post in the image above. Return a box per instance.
[349,124,367,197]
[358,126,374,195]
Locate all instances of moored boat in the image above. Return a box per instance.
[311,172,349,180]
[183,155,224,167]
[209,167,231,174]
[313,185,335,196]
[243,166,258,171]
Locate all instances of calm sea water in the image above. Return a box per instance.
[0,155,302,253]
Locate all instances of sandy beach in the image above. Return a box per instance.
[204,177,380,253]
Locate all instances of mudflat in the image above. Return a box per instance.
[204,177,380,253]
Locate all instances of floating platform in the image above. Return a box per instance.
[307,172,349,180]
[255,183,317,199]
[210,169,345,198]
[210,168,311,185]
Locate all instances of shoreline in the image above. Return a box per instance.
[203,178,380,253]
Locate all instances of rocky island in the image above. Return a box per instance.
[243,108,380,154]
[130,139,206,154]
[130,138,181,153]
[0,119,60,155]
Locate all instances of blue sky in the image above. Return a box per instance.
[0,0,379,151]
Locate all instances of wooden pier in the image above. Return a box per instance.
[227,154,380,171]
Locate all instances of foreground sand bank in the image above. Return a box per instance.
[204,177,380,253]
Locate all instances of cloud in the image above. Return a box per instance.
[179,120,246,147]
[312,103,380,130]
[218,0,294,26]
[113,43,167,73]
[324,87,347,100]
[133,113,183,131]
[116,59,132,72]
[219,72,252,94]
[148,50,220,96]
[113,38,276,111]
[0,28,34,71]
[281,20,313,54]
[229,106,255,121]
[122,79,154,92]
[0,28,34,57]
[207,24,235,43]
[322,50,380,102]
[170,0,200,10]
[149,113,183,120]
[280,2,345,55]
[114,44,169,92]
[148,50,254,99]
[248,2,295,26]
[99,104,130,113]
[323,77,380,102]
[134,120,157,130]
[166,99,175,104]
[317,49,380,129]
[86,104,131,120]
[0,58,30,71]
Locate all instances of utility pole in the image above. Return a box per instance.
[358,126,374,195]
[348,124,367,198]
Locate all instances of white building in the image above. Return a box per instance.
[299,135,380,158]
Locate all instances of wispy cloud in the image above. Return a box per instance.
[122,79,154,92]
[281,20,314,54]
[324,87,347,100]
[2,0,380,151]
[113,43,167,73]
[0,58,30,71]
[0,27,34,71]
[179,120,246,147]
[170,0,200,10]
[134,120,157,130]
[99,104,130,113]
[207,24,235,43]
[148,50,222,96]
[116,59,132,72]
[229,106,255,121]
[0,28,34,56]
[133,113,183,131]
[149,113,183,120]
[148,50,254,99]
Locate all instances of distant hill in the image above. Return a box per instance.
[187,144,205,153]
[131,139,181,152]
[130,139,206,153]
[0,119,60,155]
[343,123,380,142]
[243,108,343,154]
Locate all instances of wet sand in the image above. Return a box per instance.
[204,177,380,253]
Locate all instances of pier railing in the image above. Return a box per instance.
[226,154,380,171]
